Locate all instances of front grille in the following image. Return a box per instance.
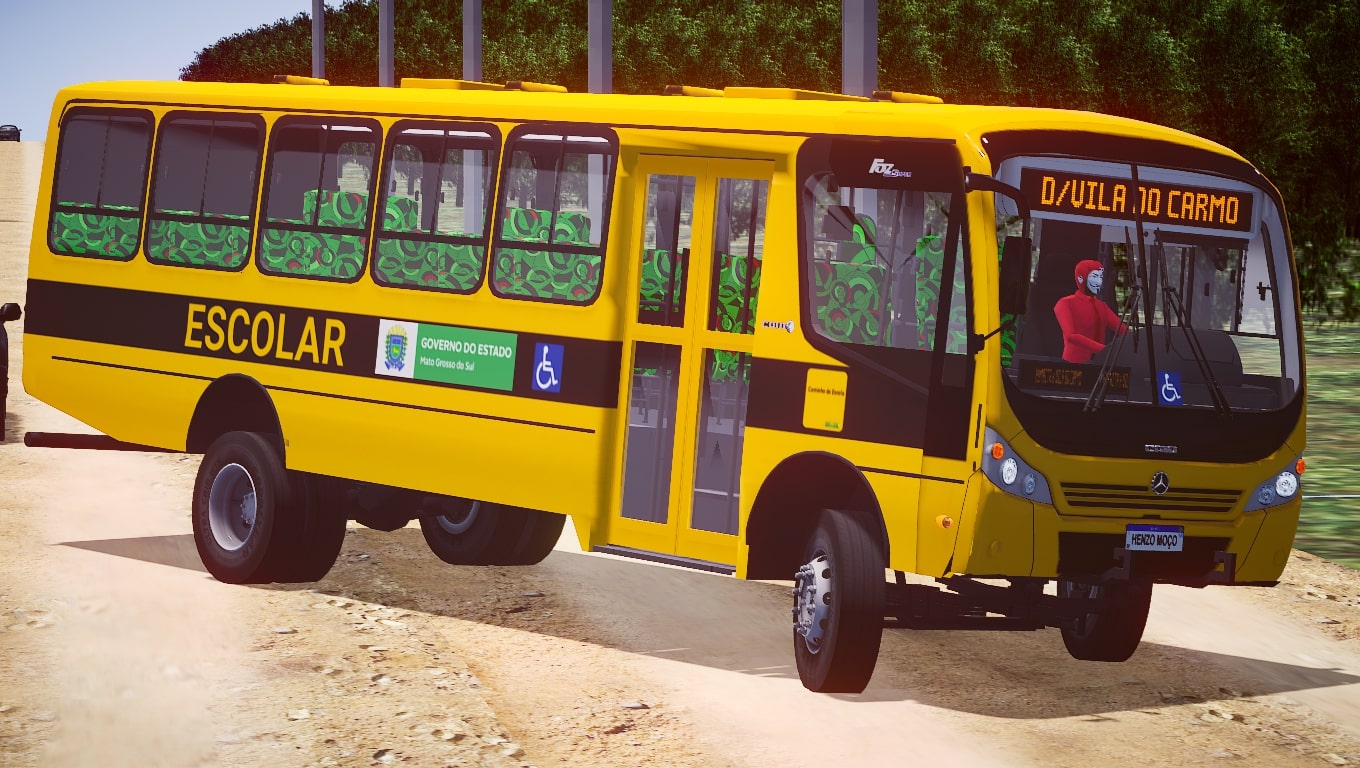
[1060,482,1240,515]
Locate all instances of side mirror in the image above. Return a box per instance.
[999,236,1032,315]
[0,303,19,323]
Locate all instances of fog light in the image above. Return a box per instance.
[1001,457,1018,485]
[1258,486,1276,506]
[1275,472,1298,498]
[1023,473,1036,496]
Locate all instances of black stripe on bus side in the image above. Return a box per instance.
[25,279,621,409]
[51,355,596,435]
[746,357,929,449]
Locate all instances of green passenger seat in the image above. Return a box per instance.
[375,239,483,292]
[813,260,887,345]
[374,195,482,291]
[553,211,592,245]
[146,210,250,268]
[709,251,762,384]
[383,195,419,232]
[496,208,599,301]
[502,207,551,242]
[259,189,368,279]
[638,248,683,319]
[51,203,140,259]
[914,234,967,353]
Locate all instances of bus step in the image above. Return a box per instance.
[591,545,735,575]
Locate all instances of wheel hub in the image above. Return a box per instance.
[434,499,481,535]
[207,462,256,552]
[792,552,832,653]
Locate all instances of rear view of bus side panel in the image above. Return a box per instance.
[23,101,207,450]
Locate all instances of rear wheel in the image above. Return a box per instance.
[1058,578,1153,661]
[271,474,348,583]
[496,509,566,565]
[418,497,524,565]
[191,432,301,584]
[792,508,886,693]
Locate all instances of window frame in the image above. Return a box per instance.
[255,114,383,284]
[371,119,501,295]
[489,123,619,305]
[145,110,265,272]
[47,106,155,262]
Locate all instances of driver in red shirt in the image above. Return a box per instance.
[1054,259,1127,364]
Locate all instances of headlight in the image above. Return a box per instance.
[1001,458,1018,485]
[1275,472,1298,498]
[981,428,1052,504]
[1244,456,1303,512]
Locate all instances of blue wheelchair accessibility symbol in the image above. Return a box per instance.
[1157,370,1183,406]
[533,343,563,393]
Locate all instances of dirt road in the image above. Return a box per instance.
[5,140,1360,767]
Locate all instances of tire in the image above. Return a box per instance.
[792,508,886,693]
[418,497,525,565]
[191,432,303,584]
[271,473,348,583]
[495,508,566,566]
[1058,578,1153,661]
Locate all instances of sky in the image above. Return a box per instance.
[0,0,338,142]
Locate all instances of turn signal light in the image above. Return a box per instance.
[1296,457,1306,475]
[991,442,1005,460]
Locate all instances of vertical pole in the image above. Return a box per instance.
[379,0,394,87]
[588,0,612,94]
[463,0,484,234]
[312,0,325,80]
[844,0,878,221]
[842,0,877,97]
[463,0,482,82]
[587,0,611,239]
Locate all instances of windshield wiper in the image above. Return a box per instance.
[1085,225,1146,413]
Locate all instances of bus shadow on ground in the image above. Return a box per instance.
[60,527,1360,718]
[59,533,207,573]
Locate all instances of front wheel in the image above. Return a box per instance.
[191,432,301,584]
[1058,578,1153,661]
[792,508,886,693]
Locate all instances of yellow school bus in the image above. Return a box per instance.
[22,77,1305,692]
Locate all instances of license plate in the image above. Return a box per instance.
[1125,524,1184,552]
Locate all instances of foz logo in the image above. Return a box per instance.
[761,319,795,333]
[869,158,912,179]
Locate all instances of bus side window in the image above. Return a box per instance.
[372,122,499,294]
[146,112,263,271]
[48,108,153,261]
[491,128,617,304]
[257,117,381,282]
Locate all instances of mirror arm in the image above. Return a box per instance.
[968,315,1016,356]
[963,170,1030,238]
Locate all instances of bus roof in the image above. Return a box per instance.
[51,78,1245,166]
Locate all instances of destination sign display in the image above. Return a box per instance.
[1020,168,1253,233]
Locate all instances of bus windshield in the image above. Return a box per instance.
[994,155,1302,414]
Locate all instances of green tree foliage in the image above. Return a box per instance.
[181,0,1360,319]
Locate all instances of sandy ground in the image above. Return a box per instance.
[5,140,1360,767]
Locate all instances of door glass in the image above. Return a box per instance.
[637,175,695,326]
[622,342,682,523]
[690,349,750,534]
[708,178,767,335]
[690,177,768,536]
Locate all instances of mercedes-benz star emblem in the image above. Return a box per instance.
[1150,471,1171,495]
